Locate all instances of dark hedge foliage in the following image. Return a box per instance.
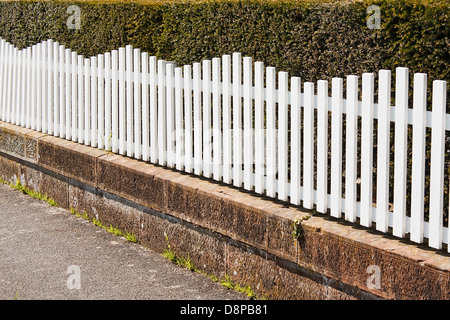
[0,0,447,86]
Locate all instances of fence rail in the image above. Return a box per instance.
[0,38,448,252]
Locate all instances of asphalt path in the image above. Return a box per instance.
[0,182,248,301]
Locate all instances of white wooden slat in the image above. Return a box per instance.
[42,42,49,133]
[222,55,232,184]
[5,44,13,124]
[141,52,149,162]
[278,71,288,201]
[64,49,71,139]
[118,48,126,155]
[0,40,5,121]
[84,58,91,146]
[77,55,84,143]
[166,62,175,168]
[111,50,119,153]
[58,45,65,138]
[36,43,43,132]
[133,48,141,159]
[360,73,374,227]
[41,43,47,132]
[183,64,193,173]
[243,57,253,191]
[303,82,314,209]
[212,58,222,181]
[21,48,28,127]
[126,45,134,157]
[410,73,427,243]
[98,54,105,150]
[31,45,37,130]
[254,61,265,195]
[203,59,212,178]
[330,77,343,218]
[266,67,276,198]
[91,56,98,148]
[175,67,183,170]
[376,70,391,232]
[317,80,328,213]
[104,52,111,151]
[15,49,22,126]
[71,51,77,141]
[233,52,243,187]
[428,80,447,249]
[193,62,202,175]
[158,59,167,166]
[47,40,54,135]
[345,75,358,222]
[10,47,18,126]
[149,56,157,163]
[393,67,409,238]
[26,48,32,129]
[290,76,301,205]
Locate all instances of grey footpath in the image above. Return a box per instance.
[0,183,248,300]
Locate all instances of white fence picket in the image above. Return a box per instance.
[393,67,409,238]
[317,80,328,213]
[429,80,447,249]
[222,55,232,184]
[345,75,358,223]
[410,73,427,244]
[84,58,91,146]
[233,52,242,188]
[166,62,175,167]
[278,71,288,201]
[141,52,149,162]
[290,76,301,206]
[254,61,265,195]
[97,54,105,150]
[330,77,343,218]
[158,59,166,166]
[111,50,119,154]
[133,49,141,160]
[118,48,126,155]
[212,58,222,181]
[183,64,193,173]
[303,82,314,209]
[360,73,374,227]
[91,56,98,148]
[266,67,276,198]
[175,67,183,171]
[243,57,253,191]
[203,59,212,178]
[193,62,202,175]
[376,70,391,233]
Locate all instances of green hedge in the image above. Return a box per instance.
[0,0,448,87]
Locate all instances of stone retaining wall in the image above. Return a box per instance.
[0,121,448,300]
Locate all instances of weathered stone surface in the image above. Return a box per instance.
[38,135,106,187]
[20,165,69,208]
[1,121,449,300]
[97,153,167,213]
[0,155,21,183]
[225,244,333,300]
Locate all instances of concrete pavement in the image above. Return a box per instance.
[0,182,248,300]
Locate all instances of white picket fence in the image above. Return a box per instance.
[0,38,448,251]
